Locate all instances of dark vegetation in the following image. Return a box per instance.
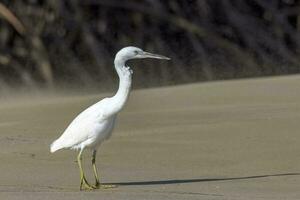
[0,0,300,90]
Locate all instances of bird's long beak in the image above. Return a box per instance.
[142,51,171,60]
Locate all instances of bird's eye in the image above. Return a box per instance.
[134,50,139,54]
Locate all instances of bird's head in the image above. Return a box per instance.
[115,46,170,62]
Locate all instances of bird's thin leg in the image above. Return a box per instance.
[77,148,94,190]
[91,150,116,189]
[92,150,100,187]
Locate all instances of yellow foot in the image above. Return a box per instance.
[80,184,95,191]
[80,179,95,190]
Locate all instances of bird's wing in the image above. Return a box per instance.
[54,100,106,149]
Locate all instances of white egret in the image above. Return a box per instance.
[50,46,170,190]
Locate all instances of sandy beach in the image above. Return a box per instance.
[0,75,299,200]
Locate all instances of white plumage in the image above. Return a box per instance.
[50,46,170,190]
[50,98,116,152]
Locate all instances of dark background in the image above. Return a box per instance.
[0,0,299,91]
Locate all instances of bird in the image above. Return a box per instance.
[50,46,170,190]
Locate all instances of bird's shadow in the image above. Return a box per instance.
[107,173,300,186]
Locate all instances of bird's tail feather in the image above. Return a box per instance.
[50,139,63,153]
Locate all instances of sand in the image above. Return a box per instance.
[0,75,299,199]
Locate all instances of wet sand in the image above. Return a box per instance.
[0,75,300,199]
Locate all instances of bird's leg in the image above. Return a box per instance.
[92,150,100,187]
[91,150,116,189]
[77,149,94,190]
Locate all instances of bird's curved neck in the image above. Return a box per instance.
[110,57,132,113]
